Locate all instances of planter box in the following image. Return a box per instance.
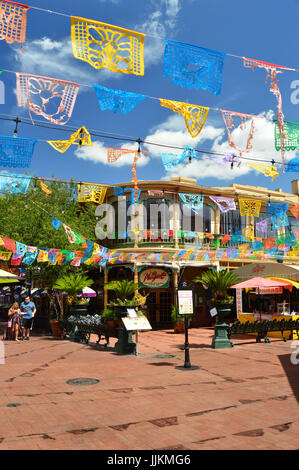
[49,320,63,338]
[69,304,88,316]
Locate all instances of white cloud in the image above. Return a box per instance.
[12,37,122,86]
[143,109,298,181]
[75,141,150,168]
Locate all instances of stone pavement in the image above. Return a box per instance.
[0,327,298,450]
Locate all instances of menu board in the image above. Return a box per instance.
[122,316,152,331]
[178,290,193,315]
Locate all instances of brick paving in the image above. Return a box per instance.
[0,327,298,450]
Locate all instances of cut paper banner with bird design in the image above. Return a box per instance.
[0,0,30,51]
[160,99,209,138]
[239,198,262,217]
[220,109,263,158]
[71,17,145,76]
[16,72,80,125]
[243,57,295,172]
[0,135,36,168]
[47,127,92,153]
[78,183,107,205]
[246,162,279,181]
[163,39,226,95]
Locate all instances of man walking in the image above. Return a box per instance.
[20,295,36,340]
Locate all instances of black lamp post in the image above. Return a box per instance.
[175,283,199,371]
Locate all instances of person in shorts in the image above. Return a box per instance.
[20,296,36,340]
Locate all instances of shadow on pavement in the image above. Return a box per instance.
[277,353,299,403]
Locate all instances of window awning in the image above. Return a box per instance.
[267,277,299,291]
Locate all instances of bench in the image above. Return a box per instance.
[60,319,119,346]
[227,318,299,344]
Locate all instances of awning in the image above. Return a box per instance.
[0,268,22,283]
[233,263,299,281]
[267,277,299,291]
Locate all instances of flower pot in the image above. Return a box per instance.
[69,304,88,316]
[174,321,185,333]
[214,304,233,323]
[113,305,130,318]
[50,319,63,338]
[106,321,118,328]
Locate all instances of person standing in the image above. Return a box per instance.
[20,295,36,340]
[5,302,23,341]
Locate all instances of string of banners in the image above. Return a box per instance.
[0,0,297,172]
[1,227,299,267]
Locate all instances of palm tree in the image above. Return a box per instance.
[194,269,240,304]
[54,273,94,306]
[105,279,139,302]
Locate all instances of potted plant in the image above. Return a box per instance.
[105,280,139,317]
[53,273,94,316]
[101,308,119,328]
[171,306,192,333]
[193,269,240,323]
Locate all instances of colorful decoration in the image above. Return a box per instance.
[93,84,147,114]
[274,119,299,152]
[222,152,240,166]
[37,250,49,263]
[161,145,197,171]
[0,135,36,168]
[22,250,37,265]
[256,218,269,233]
[271,212,289,230]
[107,148,147,202]
[243,226,255,241]
[290,203,299,219]
[15,241,27,255]
[239,198,262,217]
[0,0,29,50]
[51,217,63,231]
[246,162,279,181]
[179,193,203,212]
[0,172,31,194]
[39,180,51,196]
[286,156,299,172]
[163,39,225,95]
[63,224,85,244]
[209,196,236,213]
[47,127,92,153]
[266,201,289,216]
[78,183,107,205]
[160,99,209,138]
[243,57,294,172]
[71,17,145,76]
[0,251,11,260]
[220,109,262,157]
[16,72,79,124]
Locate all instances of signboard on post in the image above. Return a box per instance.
[178,290,193,315]
[122,315,152,331]
[139,268,169,288]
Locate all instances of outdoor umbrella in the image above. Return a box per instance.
[78,287,97,298]
[230,277,291,321]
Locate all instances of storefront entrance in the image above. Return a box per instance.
[146,290,172,326]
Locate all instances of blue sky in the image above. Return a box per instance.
[1,0,299,193]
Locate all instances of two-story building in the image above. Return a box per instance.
[100,177,299,328]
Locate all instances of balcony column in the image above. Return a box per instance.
[212,206,220,235]
[104,267,108,310]
[174,193,179,249]
[134,263,139,295]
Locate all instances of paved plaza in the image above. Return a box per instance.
[0,328,298,450]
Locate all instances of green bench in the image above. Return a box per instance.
[227,318,299,344]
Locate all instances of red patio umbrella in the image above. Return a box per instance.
[230,277,290,321]
[230,277,290,289]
